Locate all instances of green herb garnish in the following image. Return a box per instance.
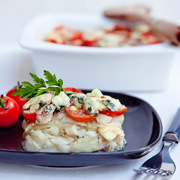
[13,70,72,99]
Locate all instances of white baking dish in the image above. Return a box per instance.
[20,13,178,91]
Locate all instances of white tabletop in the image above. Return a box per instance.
[0,44,180,180]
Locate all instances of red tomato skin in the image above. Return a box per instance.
[65,107,95,122]
[69,31,83,41]
[141,31,162,44]
[114,24,131,32]
[55,25,64,31]
[64,87,83,93]
[49,39,57,43]
[82,38,99,46]
[101,107,127,117]
[0,96,20,127]
[22,112,37,123]
[7,88,27,115]
[106,24,131,33]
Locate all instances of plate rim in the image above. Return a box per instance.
[0,91,163,158]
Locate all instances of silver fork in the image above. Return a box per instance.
[134,108,180,178]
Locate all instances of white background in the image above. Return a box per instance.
[0,0,180,180]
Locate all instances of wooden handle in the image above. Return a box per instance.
[104,6,180,46]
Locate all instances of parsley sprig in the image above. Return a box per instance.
[13,70,69,99]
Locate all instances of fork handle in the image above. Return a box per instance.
[163,132,179,143]
[163,108,180,144]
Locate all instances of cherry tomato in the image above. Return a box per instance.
[69,31,83,41]
[113,24,131,32]
[82,38,99,46]
[55,25,65,31]
[101,107,127,117]
[65,106,95,122]
[47,34,66,44]
[141,31,162,44]
[64,87,83,93]
[0,95,20,127]
[106,24,131,33]
[49,39,57,43]
[23,112,37,123]
[7,82,28,115]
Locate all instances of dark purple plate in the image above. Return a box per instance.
[0,91,162,167]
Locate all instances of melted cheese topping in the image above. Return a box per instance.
[23,89,125,125]
[52,92,70,109]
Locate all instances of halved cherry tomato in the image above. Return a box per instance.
[101,107,127,117]
[48,35,66,44]
[113,24,131,32]
[49,39,57,43]
[55,25,65,31]
[106,24,131,33]
[69,31,83,41]
[23,112,37,123]
[65,106,95,122]
[7,82,28,115]
[82,38,99,46]
[141,31,162,44]
[64,87,83,93]
[0,95,20,127]
[148,39,162,45]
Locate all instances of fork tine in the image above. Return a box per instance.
[133,168,144,173]
[142,167,157,175]
[133,108,180,178]
[159,170,173,177]
[153,169,159,174]
[133,167,148,174]
[134,139,176,178]
[147,169,173,177]
[135,167,173,178]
